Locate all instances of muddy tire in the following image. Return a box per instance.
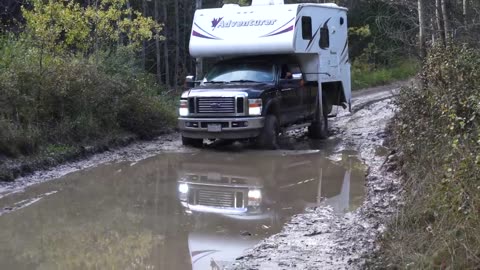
[308,111,328,140]
[181,136,203,147]
[256,114,279,149]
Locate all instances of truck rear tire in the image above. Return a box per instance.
[308,113,328,139]
[256,114,279,150]
[182,136,203,147]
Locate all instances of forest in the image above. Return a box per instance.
[1,0,424,89]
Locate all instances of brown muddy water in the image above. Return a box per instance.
[0,149,365,270]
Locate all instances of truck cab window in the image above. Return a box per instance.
[320,27,329,49]
[280,64,292,79]
[302,16,312,40]
[281,64,302,79]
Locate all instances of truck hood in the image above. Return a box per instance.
[187,82,273,98]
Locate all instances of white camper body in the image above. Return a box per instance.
[189,1,351,105]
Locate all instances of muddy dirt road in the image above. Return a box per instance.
[0,82,404,269]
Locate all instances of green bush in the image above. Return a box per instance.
[351,59,418,90]
[379,45,480,268]
[0,120,40,157]
[0,37,176,158]
[118,94,176,139]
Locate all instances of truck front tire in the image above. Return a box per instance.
[181,136,203,147]
[256,114,279,150]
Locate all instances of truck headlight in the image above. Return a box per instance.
[179,99,189,116]
[248,99,262,116]
[178,183,189,194]
[248,189,262,206]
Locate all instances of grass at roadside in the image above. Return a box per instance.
[376,46,480,268]
[0,37,177,181]
[351,60,419,90]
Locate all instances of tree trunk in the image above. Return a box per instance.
[142,0,147,70]
[418,0,427,59]
[162,0,170,87]
[463,0,468,28]
[195,0,203,79]
[154,0,162,83]
[435,0,445,46]
[441,0,451,42]
[183,0,189,74]
[93,0,99,64]
[188,2,194,73]
[431,17,436,45]
[126,0,132,45]
[174,0,180,89]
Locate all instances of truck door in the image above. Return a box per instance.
[278,64,303,124]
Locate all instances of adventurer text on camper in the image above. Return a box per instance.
[212,17,277,30]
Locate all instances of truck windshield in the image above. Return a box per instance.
[205,62,274,83]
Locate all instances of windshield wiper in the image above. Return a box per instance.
[228,80,262,83]
[204,80,227,84]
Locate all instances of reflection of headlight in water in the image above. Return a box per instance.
[248,189,262,206]
[248,189,261,199]
[178,183,189,194]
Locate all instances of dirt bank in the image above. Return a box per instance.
[231,84,407,269]
[0,132,185,199]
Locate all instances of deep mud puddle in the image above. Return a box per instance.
[0,150,365,269]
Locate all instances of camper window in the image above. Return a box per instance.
[320,27,329,49]
[301,17,312,40]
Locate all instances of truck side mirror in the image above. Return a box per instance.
[292,73,302,80]
[184,75,195,89]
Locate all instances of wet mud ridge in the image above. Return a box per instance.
[232,85,404,269]
[0,133,187,199]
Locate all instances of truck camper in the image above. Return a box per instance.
[179,0,351,149]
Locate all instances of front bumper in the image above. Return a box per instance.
[178,117,264,139]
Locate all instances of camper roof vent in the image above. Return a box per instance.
[251,0,284,6]
[222,4,240,8]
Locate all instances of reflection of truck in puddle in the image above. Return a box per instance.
[176,151,364,269]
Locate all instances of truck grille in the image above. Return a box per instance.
[196,97,237,114]
[195,190,235,208]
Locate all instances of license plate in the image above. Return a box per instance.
[207,124,222,132]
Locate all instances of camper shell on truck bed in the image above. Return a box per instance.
[179,0,351,149]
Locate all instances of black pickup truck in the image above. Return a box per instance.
[179,55,346,149]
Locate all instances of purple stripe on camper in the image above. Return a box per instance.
[263,17,295,36]
[192,30,218,40]
[263,25,294,37]
[194,22,221,39]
